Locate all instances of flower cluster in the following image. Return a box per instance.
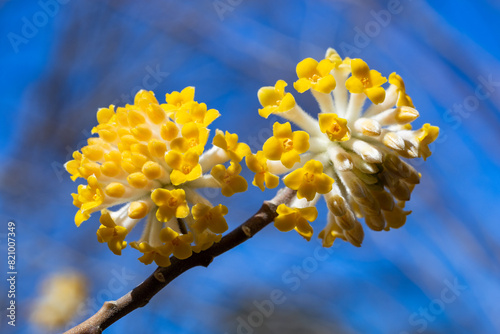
[249,48,439,247]
[66,88,250,266]
[30,272,87,329]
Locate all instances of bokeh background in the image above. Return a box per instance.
[1,0,500,333]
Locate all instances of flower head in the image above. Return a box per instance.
[245,151,280,191]
[274,204,318,241]
[211,161,248,197]
[251,47,439,248]
[318,113,350,142]
[96,210,128,255]
[389,72,414,108]
[262,122,309,168]
[346,58,387,104]
[294,58,336,94]
[191,203,229,234]
[258,80,296,118]
[213,130,251,162]
[65,88,250,266]
[283,160,334,201]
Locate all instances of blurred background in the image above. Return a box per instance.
[1,0,499,333]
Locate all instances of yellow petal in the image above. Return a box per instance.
[263,136,283,160]
[170,169,187,186]
[281,151,300,169]
[314,74,336,94]
[345,76,364,94]
[369,69,387,87]
[316,58,335,76]
[151,188,169,206]
[350,59,370,78]
[253,173,265,191]
[264,173,280,189]
[274,214,296,232]
[175,202,190,219]
[213,130,228,150]
[258,86,281,107]
[296,58,319,79]
[165,150,182,169]
[297,182,317,201]
[292,131,310,153]
[293,78,312,93]
[283,169,305,190]
[365,86,386,104]
[294,220,314,241]
[279,93,296,111]
[299,206,318,222]
[273,122,292,139]
[173,242,192,260]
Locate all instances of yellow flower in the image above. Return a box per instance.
[130,241,173,267]
[96,211,128,255]
[345,58,387,104]
[66,89,249,265]
[318,113,351,142]
[252,47,438,248]
[415,123,439,160]
[258,80,296,118]
[30,272,87,330]
[325,48,343,68]
[174,101,220,127]
[162,86,196,115]
[263,122,309,168]
[74,175,104,227]
[213,130,251,162]
[192,203,229,234]
[165,149,203,186]
[151,188,190,222]
[274,204,317,241]
[191,231,222,253]
[294,58,336,94]
[245,151,280,191]
[283,160,334,201]
[170,122,209,154]
[65,151,84,181]
[211,161,248,197]
[318,218,346,248]
[160,227,194,260]
[389,73,414,108]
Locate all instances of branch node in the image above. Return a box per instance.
[241,225,252,237]
[154,271,166,283]
[103,301,118,311]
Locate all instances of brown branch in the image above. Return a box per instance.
[65,188,295,334]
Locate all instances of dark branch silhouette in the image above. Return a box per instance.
[65,188,295,334]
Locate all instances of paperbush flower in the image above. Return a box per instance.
[251,47,439,247]
[30,272,87,330]
[65,88,250,266]
[274,204,317,241]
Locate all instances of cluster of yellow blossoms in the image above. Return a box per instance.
[249,47,439,247]
[66,47,438,264]
[66,88,250,266]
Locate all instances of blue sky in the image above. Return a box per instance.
[1,1,500,333]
